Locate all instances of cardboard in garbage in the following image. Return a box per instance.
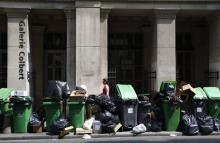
[177,83,195,97]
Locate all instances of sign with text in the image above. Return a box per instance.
[7,14,30,95]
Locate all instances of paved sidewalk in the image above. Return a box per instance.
[0,131,220,140]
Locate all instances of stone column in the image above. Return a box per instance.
[75,6,101,94]
[152,11,176,91]
[31,26,44,110]
[7,9,31,96]
[209,13,220,86]
[65,9,76,91]
[100,9,110,80]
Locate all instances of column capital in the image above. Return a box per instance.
[154,9,177,19]
[64,8,75,19]
[75,0,101,8]
[101,9,111,20]
[6,8,30,18]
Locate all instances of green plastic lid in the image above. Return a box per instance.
[193,87,207,100]
[203,87,220,100]
[0,88,14,102]
[116,84,138,100]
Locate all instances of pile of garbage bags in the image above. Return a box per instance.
[181,111,220,135]
[85,95,119,133]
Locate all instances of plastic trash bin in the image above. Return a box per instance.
[203,87,220,119]
[68,101,85,129]
[0,88,14,132]
[10,95,32,133]
[116,84,138,130]
[192,87,208,117]
[162,100,180,131]
[160,81,180,131]
[43,97,61,132]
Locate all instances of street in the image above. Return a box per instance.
[0,136,220,143]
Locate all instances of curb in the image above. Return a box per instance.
[0,132,220,140]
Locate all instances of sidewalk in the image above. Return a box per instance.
[0,131,220,140]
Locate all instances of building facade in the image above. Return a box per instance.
[0,0,220,110]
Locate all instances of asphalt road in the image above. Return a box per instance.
[0,136,220,143]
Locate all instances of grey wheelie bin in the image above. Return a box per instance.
[116,84,138,130]
[192,87,208,117]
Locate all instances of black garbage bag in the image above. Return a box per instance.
[86,95,101,105]
[102,120,117,133]
[196,112,213,135]
[50,118,69,135]
[29,112,41,126]
[9,95,32,105]
[181,113,199,135]
[95,111,111,123]
[150,120,162,132]
[95,110,120,124]
[100,96,117,113]
[213,118,220,132]
[28,112,42,133]
[47,80,70,101]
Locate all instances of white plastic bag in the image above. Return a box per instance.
[132,124,147,134]
[83,116,95,130]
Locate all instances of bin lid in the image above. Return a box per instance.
[160,81,176,92]
[116,84,138,100]
[203,87,220,100]
[193,87,207,100]
[0,88,14,102]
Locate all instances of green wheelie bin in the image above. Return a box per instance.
[192,87,208,117]
[43,97,61,132]
[68,101,85,130]
[10,95,32,133]
[203,87,220,119]
[160,81,180,131]
[0,88,14,132]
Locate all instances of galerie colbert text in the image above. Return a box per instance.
[18,21,26,80]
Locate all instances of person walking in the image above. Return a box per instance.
[101,78,110,98]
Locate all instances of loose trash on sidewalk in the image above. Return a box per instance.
[58,126,74,139]
[82,134,91,139]
[132,124,147,134]
[76,128,92,135]
[92,120,102,133]
[83,116,95,130]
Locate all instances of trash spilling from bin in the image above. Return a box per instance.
[2,80,220,137]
